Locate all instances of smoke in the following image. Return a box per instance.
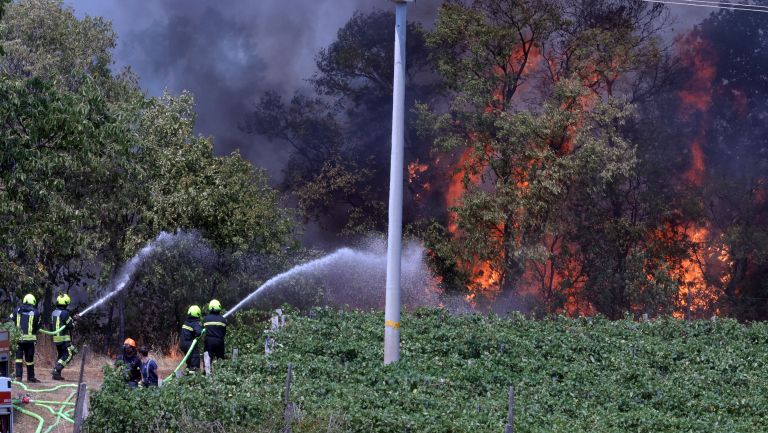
[64,0,442,182]
[62,0,697,186]
[237,235,537,316]
[232,237,443,314]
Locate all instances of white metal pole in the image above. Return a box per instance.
[384,1,408,365]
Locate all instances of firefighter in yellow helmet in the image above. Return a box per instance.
[180,305,203,373]
[51,293,77,380]
[10,294,41,382]
[203,299,227,361]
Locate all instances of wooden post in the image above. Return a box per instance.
[77,345,88,386]
[504,387,515,433]
[232,347,239,362]
[73,383,88,433]
[284,363,292,404]
[282,363,294,433]
[203,351,212,375]
[72,345,89,432]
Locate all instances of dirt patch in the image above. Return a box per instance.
[12,340,181,433]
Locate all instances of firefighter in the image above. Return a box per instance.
[203,299,227,361]
[180,305,203,373]
[51,293,77,380]
[116,338,141,388]
[10,294,41,383]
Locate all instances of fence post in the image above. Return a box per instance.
[232,347,239,362]
[73,383,89,433]
[72,344,89,433]
[204,351,212,375]
[77,345,88,387]
[504,387,515,433]
[282,362,294,433]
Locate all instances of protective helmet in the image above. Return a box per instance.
[22,294,36,305]
[124,338,136,348]
[208,299,222,312]
[56,293,71,307]
[187,305,202,318]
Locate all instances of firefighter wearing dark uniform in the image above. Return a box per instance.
[11,294,41,383]
[51,293,77,380]
[180,305,203,373]
[116,338,141,388]
[203,299,227,361]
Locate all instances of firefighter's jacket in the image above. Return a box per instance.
[180,316,202,348]
[50,308,74,344]
[11,304,40,342]
[202,313,227,342]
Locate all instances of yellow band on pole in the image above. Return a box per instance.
[385,320,400,329]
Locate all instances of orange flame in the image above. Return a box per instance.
[407,160,428,184]
[445,147,482,234]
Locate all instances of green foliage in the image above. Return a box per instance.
[88,309,768,432]
[0,1,296,347]
[0,0,120,91]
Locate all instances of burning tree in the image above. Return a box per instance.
[419,0,693,317]
[647,9,768,320]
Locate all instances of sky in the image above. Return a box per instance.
[63,0,712,182]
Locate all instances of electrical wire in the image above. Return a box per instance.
[641,0,768,12]
[669,0,768,9]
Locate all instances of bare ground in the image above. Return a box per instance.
[13,338,181,432]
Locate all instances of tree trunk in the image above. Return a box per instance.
[103,265,119,352]
[42,283,53,327]
[104,302,114,353]
[118,295,125,346]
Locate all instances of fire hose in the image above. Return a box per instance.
[12,404,44,433]
[38,326,66,336]
[12,324,211,429]
[12,381,79,432]
[163,328,207,383]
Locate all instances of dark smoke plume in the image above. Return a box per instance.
[66,0,441,181]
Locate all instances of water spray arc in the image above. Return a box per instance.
[78,231,188,317]
[225,248,354,318]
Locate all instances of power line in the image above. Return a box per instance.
[641,0,768,12]
[673,0,768,10]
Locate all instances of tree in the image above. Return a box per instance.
[244,10,440,235]
[0,0,117,91]
[0,76,131,316]
[421,0,682,317]
[0,0,144,319]
[681,9,768,319]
